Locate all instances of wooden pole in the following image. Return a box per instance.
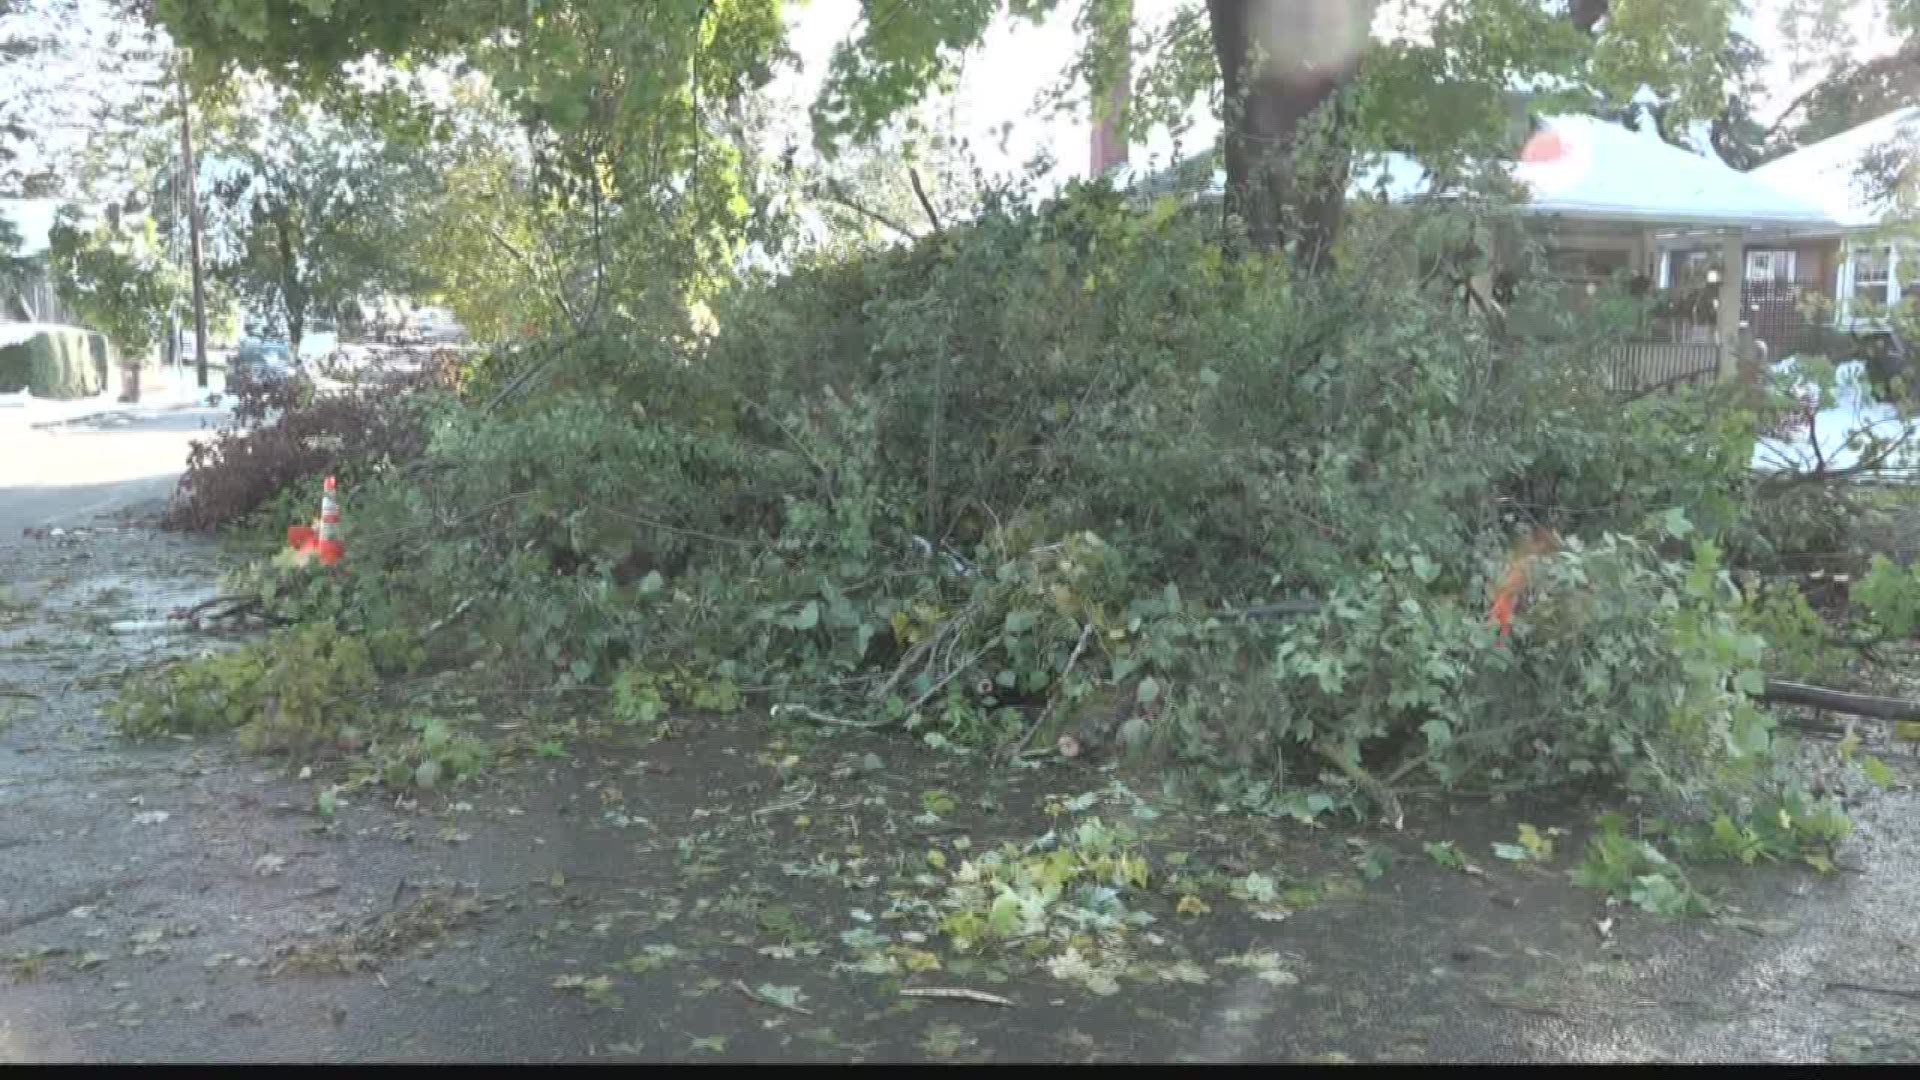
[177,59,209,390]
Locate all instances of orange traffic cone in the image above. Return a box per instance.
[316,475,343,566]
[284,476,344,566]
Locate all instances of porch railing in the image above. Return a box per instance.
[1608,340,1721,394]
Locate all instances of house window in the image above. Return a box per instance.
[1745,249,1796,284]
[1852,245,1893,309]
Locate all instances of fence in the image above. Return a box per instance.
[1607,340,1722,394]
[1743,281,1827,361]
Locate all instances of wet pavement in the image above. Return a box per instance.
[3,420,1919,1062]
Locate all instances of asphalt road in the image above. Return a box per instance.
[0,407,227,535]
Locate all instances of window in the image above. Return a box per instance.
[1745,249,1795,284]
[1852,245,1892,310]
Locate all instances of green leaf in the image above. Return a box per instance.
[1135,677,1161,706]
[638,570,665,595]
[1857,754,1895,790]
[986,891,1024,937]
[755,983,807,1011]
[1660,507,1694,539]
[1411,553,1439,583]
[783,601,821,631]
[1491,842,1529,862]
[1423,841,1463,869]
[1003,610,1038,634]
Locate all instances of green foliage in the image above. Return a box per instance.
[202,95,442,351]
[0,326,107,397]
[1855,554,1920,639]
[610,663,743,726]
[932,816,1154,955]
[260,188,1792,822]
[1671,790,1852,874]
[1738,580,1853,685]
[1570,813,1710,917]
[111,623,378,752]
[47,209,184,362]
[362,716,492,792]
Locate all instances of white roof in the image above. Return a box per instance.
[0,199,64,258]
[1751,107,1920,230]
[1505,114,1834,228]
[1119,114,1836,231]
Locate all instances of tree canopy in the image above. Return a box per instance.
[152,0,1754,265]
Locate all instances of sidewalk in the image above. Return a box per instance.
[0,362,229,431]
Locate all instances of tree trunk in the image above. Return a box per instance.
[1205,0,1375,268]
[272,212,305,365]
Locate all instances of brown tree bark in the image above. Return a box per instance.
[1205,0,1376,269]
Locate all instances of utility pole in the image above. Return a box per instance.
[177,55,209,389]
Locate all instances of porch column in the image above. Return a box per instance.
[1717,229,1743,382]
[1636,228,1658,279]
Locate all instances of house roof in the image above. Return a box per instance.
[1115,113,1837,232]
[1750,106,1920,230]
[0,199,64,258]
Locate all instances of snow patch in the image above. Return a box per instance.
[1751,358,1920,478]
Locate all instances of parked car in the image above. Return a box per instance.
[230,339,297,387]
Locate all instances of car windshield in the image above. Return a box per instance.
[6,0,1920,1067]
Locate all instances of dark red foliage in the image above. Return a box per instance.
[163,361,443,532]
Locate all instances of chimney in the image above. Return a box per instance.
[1088,11,1132,178]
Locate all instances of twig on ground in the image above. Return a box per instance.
[751,779,817,823]
[901,986,1015,1007]
[769,703,890,729]
[1826,980,1920,1002]
[734,978,815,1016]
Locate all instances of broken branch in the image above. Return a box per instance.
[1826,980,1920,1002]
[900,986,1015,1007]
[733,979,815,1016]
[1005,621,1094,764]
[1759,679,1920,722]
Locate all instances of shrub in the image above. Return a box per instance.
[163,363,443,532]
[0,326,109,397]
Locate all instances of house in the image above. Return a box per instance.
[0,198,77,325]
[1091,105,1838,390]
[1655,106,1918,361]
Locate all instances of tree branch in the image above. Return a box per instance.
[908,166,944,234]
[815,180,920,240]
[1760,679,1920,721]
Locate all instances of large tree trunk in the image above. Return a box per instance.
[1205,0,1376,268]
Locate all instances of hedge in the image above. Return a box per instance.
[0,326,113,398]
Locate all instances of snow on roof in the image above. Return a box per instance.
[0,199,65,258]
[1751,106,1920,230]
[1510,114,1833,228]
[1118,114,1835,231]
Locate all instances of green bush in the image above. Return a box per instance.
[0,326,109,397]
[247,187,1789,816]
